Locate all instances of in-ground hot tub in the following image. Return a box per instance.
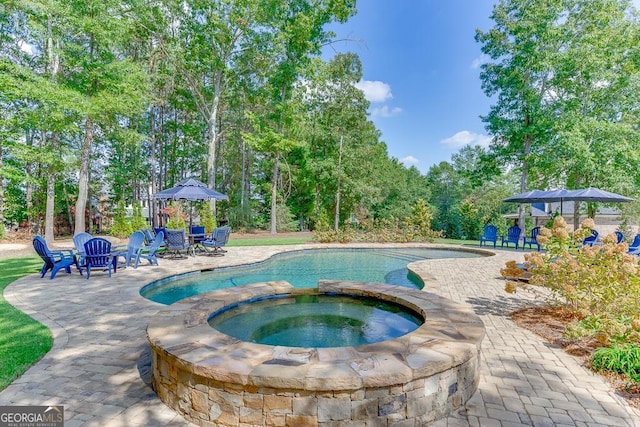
[147,280,485,426]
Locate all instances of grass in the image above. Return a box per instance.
[0,256,52,390]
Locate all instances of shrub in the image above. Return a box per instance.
[275,204,298,232]
[503,216,640,346]
[130,202,148,231]
[110,200,133,238]
[591,345,640,384]
[165,203,187,230]
[199,202,216,233]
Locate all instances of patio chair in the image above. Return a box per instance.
[523,226,541,251]
[501,226,522,250]
[142,228,166,254]
[136,231,164,268]
[479,225,498,248]
[73,231,93,264]
[189,225,206,254]
[81,237,116,279]
[32,235,79,280]
[153,227,166,240]
[165,229,190,259]
[142,228,155,244]
[202,226,231,255]
[615,231,624,244]
[117,231,145,268]
[582,229,598,247]
[629,233,640,253]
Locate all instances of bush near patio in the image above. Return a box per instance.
[313,199,443,243]
[503,216,640,390]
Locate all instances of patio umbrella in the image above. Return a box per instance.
[560,187,634,203]
[153,178,229,202]
[153,178,228,227]
[504,187,633,227]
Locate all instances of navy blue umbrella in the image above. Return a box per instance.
[504,188,633,216]
[153,178,228,228]
[153,178,229,202]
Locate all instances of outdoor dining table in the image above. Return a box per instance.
[187,233,207,256]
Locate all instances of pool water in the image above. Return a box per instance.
[208,294,423,348]
[141,247,482,305]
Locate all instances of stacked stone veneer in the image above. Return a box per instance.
[147,280,485,426]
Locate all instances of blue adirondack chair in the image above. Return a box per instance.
[136,231,164,268]
[479,225,498,248]
[81,237,116,279]
[32,235,79,279]
[582,229,598,247]
[523,226,541,251]
[628,234,640,253]
[501,226,522,249]
[615,231,624,244]
[73,232,93,265]
[202,226,231,255]
[117,231,145,268]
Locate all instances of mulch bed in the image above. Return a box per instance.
[510,305,640,410]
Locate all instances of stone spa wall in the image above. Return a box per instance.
[147,281,486,426]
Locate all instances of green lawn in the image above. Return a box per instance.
[0,256,52,390]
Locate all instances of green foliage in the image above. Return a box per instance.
[505,217,640,347]
[313,214,442,244]
[407,199,433,237]
[165,203,187,230]
[199,203,216,233]
[565,315,640,345]
[276,204,299,232]
[458,199,482,240]
[130,202,148,231]
[591,345,640,384]
[110,200,133,238]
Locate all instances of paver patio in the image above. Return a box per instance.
[1,243,639,426]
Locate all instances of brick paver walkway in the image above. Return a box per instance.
[1,243,639,426]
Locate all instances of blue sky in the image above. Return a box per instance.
[324,0,640,174]
[324,1,496,173]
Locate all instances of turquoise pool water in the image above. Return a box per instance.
[208,294,423,348]
[141,247,483,305]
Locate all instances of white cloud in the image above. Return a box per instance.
[400,155,419,167]
[471,53,490,69]
[440,131,492,149]
[371,106,403,118]
[355,80,393,103]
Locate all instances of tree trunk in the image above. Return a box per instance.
[150,105,158,227]
[44,132,60,241]
[0,143,4,238]
[334,136,343,231]
[75,116,93,235]
[44,14,60,240]
[519,116,532,239]
[270,155,279,234]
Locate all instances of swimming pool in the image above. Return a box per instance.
[140,247,484,304]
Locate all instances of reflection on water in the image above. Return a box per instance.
[141,247,484,305]
[208,294,423,348]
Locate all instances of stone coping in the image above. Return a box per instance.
[147,280,486,392]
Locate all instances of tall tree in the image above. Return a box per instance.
[476,0,564,234]
[56,0,149,234]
